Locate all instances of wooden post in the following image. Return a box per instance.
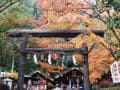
[61,78,62,89]
[82,42,90,90]
[17,35,27,90]
[69,79,71,89]
[77,78,79,88]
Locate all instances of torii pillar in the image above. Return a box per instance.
[17,35,27,90]
[82,43,90,90]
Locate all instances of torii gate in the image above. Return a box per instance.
[6,30,105,90]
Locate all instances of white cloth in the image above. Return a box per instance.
[48,54,52,64]
[73,55,76,65]
[33,54,38,64]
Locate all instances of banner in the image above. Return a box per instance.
[1,72,18,79]
[110,61,120,83]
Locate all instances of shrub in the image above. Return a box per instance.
[99,80,114,88]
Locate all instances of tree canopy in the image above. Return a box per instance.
[34,0,120,83]
[0,0,120,84]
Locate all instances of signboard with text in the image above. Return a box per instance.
[110,61,120,83]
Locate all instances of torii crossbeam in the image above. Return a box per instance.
[6,29,105,90]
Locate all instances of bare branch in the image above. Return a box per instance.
[7,37,20,52]
[88,43,96,53]
[92,8,107,24]
[100,42,117,60]
[106,10,112,19]
[111,28,120,43]
[0,0,21,13]
[77,8,107,24]
[0,0,8,8]
[83,0,107,24]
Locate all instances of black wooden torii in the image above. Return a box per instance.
[6,29,105,90]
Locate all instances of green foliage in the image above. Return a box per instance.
[0,0,25,14]
[76,62,82,67]
[56,55,75,67]
[101,0,120,12]
[0,38,20,72]
[0,14,15,33]
[100,86,120,90]
[56,55,63,66]
[6,0,38,19]
[67,56,74,67]
[25,57,41,74]
[99,0,120,62]
[0,0,41,31]
[104,31,120,60]
[91,0,120,30]
[63,56,68,66]
[18,0,42,19]
[106,17,120,29]
[0,0,42,74]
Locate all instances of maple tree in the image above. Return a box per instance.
[36,0,105,30]
[71,32,115,83]
[39,61,65,76]
[33,0,120,84]
[88,49,114,83]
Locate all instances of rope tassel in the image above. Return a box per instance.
[62,55,65,66]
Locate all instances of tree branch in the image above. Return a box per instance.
[100,42,117,60]
[78,9,107,24]
[92,8,106,24]
[0,0,20,13]
[0,0,8,8]
[88,43,96,53]
[7,38,20,52]
[111,28,120,43]
[106,10,112,19]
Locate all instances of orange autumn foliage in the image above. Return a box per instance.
[35,0,114,84]
[89,49,114,83]
[32,37,74,48]
[36,0,105,30]
[71,32,113,83]
[72,32,110,50]
[39,61,65,75]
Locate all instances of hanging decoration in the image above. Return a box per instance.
[26,54,31,59]
[41,54,44,61]
[48,54,52,64]
[62,55,65,66]
[67,55,70,61]
[51,53,59,60]
[73,55,77,65]
[33,54,38,64]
